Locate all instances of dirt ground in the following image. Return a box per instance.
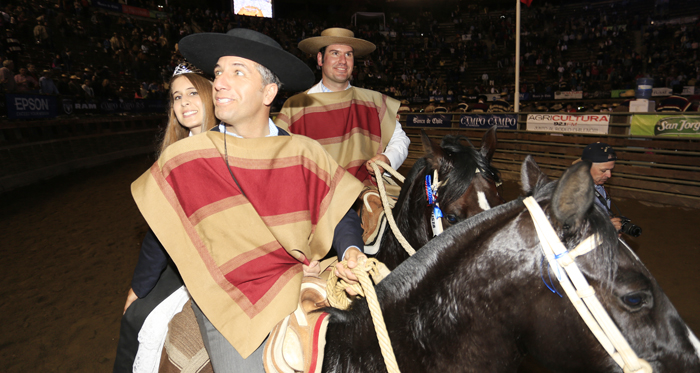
[1,155,698,372]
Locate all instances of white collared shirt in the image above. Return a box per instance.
[217,118,279,138]
[307,81,410,170]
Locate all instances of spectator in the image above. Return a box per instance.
[0,60,16,93]
[68,75,82,97]
[14,67,39,93]
[40,70,60,95]
[33,21,49,46]
[82,79,94,98]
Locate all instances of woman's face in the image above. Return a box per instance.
[171,75,205,134]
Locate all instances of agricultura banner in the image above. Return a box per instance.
[526,114,610,134]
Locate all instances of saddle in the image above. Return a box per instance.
[263,268,332,373]
[358,185,399,253]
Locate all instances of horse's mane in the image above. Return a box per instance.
[329,174,620,324]
[437,135,501,207]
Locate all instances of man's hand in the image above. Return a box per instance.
[610,217,623,234]
[366,154,390,176]
[123,287,138,315]
[334,247,366,296]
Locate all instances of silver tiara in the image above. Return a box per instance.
[173,62,202,76]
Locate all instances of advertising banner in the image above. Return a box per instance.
[526,114,610,134]
[554,91,583,100]
[405,114,452,128]
[6,94,58,119]
[92,0,122,12]
[61,98,168,115]
[459,114,518,130]
[652,88,672,97]
[529,93,554,101]
[122,4,150,17]
[630,115,700,138]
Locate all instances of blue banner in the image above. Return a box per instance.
[459,114,518,130]
[7,94,58,119]
[61,98,168,115]
[405,114,453,128]
[528,93,554,101]
[92,0,122,12]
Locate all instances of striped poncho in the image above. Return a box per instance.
[131,130,363,358]
[275,86,399,185]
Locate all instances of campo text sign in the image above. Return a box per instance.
[459,114,518,130]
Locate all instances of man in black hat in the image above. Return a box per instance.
[122,29,366,373]
[576,142,622,232]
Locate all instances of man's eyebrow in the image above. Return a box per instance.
[214,62,250,70]
[328,48,353,54]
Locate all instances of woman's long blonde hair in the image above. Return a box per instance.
[158,73,217,156]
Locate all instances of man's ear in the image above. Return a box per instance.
[316,51,323,67]
[262,83,278,106]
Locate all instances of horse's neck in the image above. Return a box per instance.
[376,182,432,270]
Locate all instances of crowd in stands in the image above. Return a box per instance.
[1,0,699,115]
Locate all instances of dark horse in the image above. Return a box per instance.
[323,156,700,372]
[372,127,503,270]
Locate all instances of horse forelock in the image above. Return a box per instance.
[437,135,500,207]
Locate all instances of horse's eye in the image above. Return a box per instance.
[621,292,650,310]
[446,214,459,224]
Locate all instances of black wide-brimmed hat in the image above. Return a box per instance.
[179,28,314,91]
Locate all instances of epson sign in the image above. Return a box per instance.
[14,96,49,111]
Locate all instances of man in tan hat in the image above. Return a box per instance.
[275,27,410,184]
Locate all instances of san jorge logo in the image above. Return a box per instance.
[654,117,700,135]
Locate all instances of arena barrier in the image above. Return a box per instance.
[399,112,700,210]
[0,115,165,193]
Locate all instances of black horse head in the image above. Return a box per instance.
[374,126,503,270]
[324,156,700,372]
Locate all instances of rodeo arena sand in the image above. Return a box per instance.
[1,154,699,372]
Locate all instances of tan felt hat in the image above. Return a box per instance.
[298,28,376,57]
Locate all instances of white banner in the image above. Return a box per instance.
[652,87,672,97]
[682,86,697,95]
[554,91,583,100]
[526,114,610,134]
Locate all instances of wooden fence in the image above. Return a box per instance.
[400,113,700,209]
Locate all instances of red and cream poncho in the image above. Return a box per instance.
[131,130,363,358]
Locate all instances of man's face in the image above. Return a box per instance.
[19,68,26,75]
[318,44,354,89]
[213,56,276,126]
[590,161,615,185]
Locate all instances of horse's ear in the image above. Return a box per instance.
[480,125,497,161]
[521,155,550,195]
[551,161,594,228]
[421,130,444,168]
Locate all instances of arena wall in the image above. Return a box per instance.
[0,116,165,193]
[400,113,700,210]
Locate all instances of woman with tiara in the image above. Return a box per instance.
[113,63,217,373]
